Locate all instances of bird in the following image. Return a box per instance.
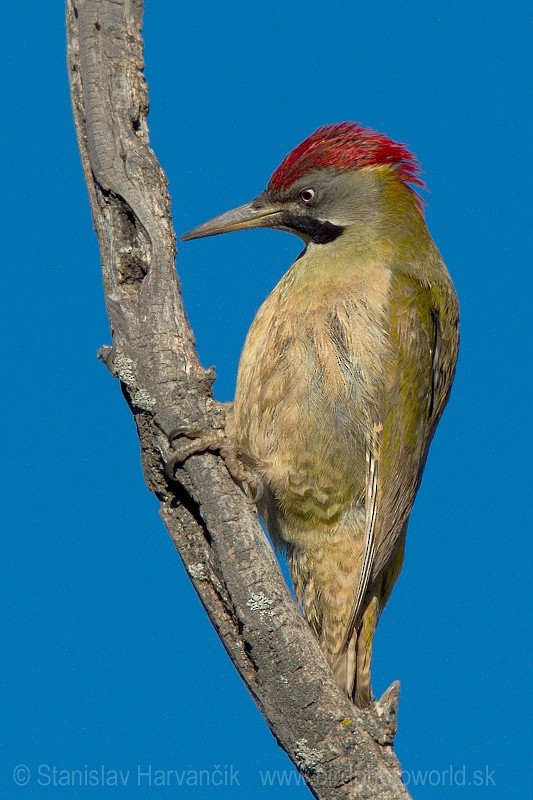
[180,122,459,707]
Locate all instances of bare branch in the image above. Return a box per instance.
[67,1,411,796]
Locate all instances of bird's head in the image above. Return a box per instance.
[181,122,425,246]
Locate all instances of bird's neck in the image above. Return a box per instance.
[292,181,433,289]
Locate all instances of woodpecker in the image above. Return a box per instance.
[181,122,459,707]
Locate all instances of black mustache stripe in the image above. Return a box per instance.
[278,213,344,244]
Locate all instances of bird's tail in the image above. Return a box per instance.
[328,595,380,708]
[328,531,407,707]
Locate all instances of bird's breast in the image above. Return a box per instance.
[234,253,393,533]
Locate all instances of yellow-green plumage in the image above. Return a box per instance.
[181,124,459,706]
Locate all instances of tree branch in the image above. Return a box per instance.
[66,1,411,797]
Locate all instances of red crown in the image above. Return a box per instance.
[269,122,425,196]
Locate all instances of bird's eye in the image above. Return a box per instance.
[299,187,316,204]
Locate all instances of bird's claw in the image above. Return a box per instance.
[164,424,224,481]
[165,423,262,503]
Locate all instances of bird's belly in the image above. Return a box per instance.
[233,258,392,550]
[234,320,377,544]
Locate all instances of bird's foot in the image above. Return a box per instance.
[165,423,262,502]
[165,423,221,479]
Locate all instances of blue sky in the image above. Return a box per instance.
[1,2,531,797]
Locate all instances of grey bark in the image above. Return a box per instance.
[66,1,411,797]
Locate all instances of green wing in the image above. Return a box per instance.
[347,268,459,639]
